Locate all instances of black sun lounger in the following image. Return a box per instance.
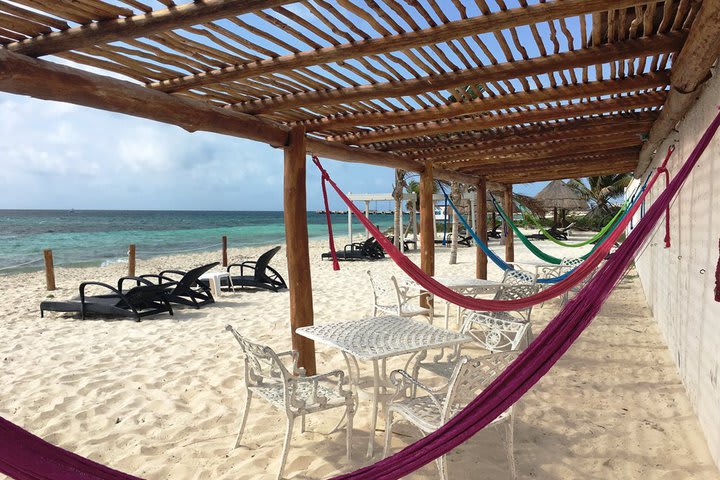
[122,262,219,308]
[321,237,385,262]
[224,246,287,292]
[40,282,173,321]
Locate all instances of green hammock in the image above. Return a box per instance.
[517,198,630,248]
[492,196,600,264]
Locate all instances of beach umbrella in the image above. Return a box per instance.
[535,180,588,225]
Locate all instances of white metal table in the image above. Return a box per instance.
[401,276,504,327]
[296,316,471,458]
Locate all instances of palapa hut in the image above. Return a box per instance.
[535,179,589,226]
[1,0,719,476]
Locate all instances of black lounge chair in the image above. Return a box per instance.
[487,224,502,239]
[123,262,219,308]
[40,282,173,321]
[386,236,415,252]
[225,246,287,292]
[321,237,385,261]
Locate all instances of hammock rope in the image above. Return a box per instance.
[331,110,720,480]
[314,141,674,312]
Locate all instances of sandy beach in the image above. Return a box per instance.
[1,235,718,479]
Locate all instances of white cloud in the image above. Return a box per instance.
[0,93,394,211]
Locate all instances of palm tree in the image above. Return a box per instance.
[392,169,408,250]
[566,174,633,226]
[449,182,465,265]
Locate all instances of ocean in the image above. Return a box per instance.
[0,210,403,274]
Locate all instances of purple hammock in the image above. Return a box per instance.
[0,110,718,480]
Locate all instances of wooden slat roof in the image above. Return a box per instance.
[0,0,713,184]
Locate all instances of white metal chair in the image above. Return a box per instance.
[384,352,519,480]
[367,270,433,323]
[501,268,536,285]
[225,325,354,480]
[411,282,537,380]
[559,257,584,305]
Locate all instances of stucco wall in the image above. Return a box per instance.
[628,66,720,468]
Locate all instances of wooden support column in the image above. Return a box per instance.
[476,178,488,279]
[283,126,316,376]
[504,184,515,263]
[419,161,435,308]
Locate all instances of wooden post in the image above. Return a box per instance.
[43,249,55,291]
[420,161,435,308]
[221,235,228,267]
[365,200,371,238]
[128,244,136,277]
[504,184,515,263]
[283,126,316,376]
[553,207,558,226]
[476,178,488,279]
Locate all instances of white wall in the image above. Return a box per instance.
[628,66,720,468]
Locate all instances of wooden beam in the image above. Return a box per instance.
[303,73,669,131]
[231,34,683,115]
[417,129,649,162]
[444,136,642,171]
[307,138,422,171]
[490,162,637,183]
[376,113,658,152]
[471,152,640,176]
[503,185,514,263]
[476,178,488,280]
[7,0,297,57]
[336,92,667,145]
[636,0,720,176]
[420,161,435,283]
[0,48,290,147]
[283,126,316,376]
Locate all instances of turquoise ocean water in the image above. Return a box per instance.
[0,210,402,274]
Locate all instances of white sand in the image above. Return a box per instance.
[1,234,718,479]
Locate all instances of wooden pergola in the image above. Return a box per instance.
[1,0,719,373]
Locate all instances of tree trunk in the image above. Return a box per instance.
[392,169,405,250]
[449,182,462,264]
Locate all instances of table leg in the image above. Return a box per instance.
[367,359,381,458]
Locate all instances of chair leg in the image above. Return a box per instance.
[346,402,354,461]
[435,454,448,480]
[505,416,517,480]
[277,415,295,480]
[383,410,394,458]
[233,391,253,449]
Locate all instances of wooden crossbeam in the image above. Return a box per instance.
[334,92,667,145]
[7,0,296,57]
[149,1,676,94]
[403,124,654,159]
[433,134,644,165]
[470,150,640,175]
[231,34,682,115]
[303,73,669,131]
[636,0,720,176]
[374,113,658,152]
[489,160,638,183]
[453,146,641,170]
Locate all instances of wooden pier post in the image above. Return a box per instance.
[504,184,515,263]
[283,126,316,376]
[43,249,55,291]
[476,178,488,279]
[222,235,228,267]
[419,161,435,308]
[128,244,136,277]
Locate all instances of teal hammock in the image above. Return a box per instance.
[490,178,648,265]
[518,198,630,247]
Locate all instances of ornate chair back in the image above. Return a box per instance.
[462,312,532,352]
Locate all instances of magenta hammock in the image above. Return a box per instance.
[0,110,717,480]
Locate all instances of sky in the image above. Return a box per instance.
[0,0,593,212]
[0,91,546,211]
